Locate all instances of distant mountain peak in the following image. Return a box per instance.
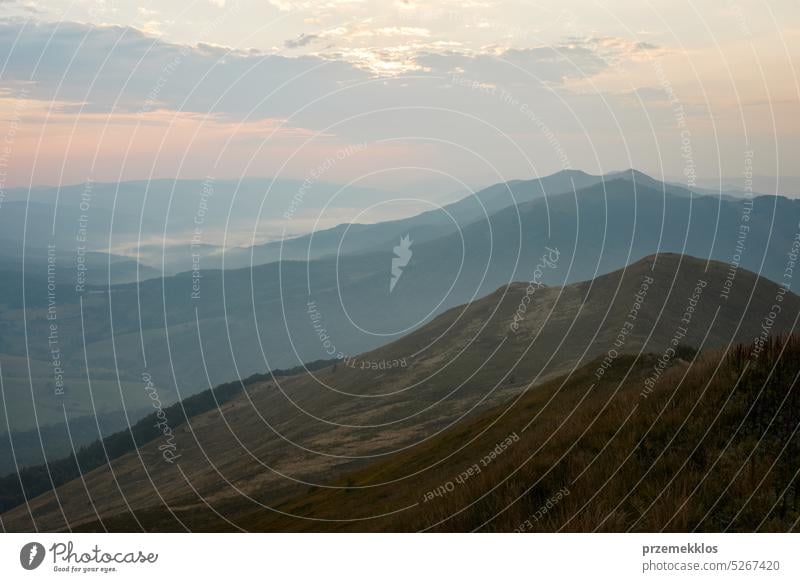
[608,168,656,181]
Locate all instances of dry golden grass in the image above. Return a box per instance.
[236,337,800,532]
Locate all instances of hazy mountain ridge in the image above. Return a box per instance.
[1,170,797,481]
[221,168,606,268]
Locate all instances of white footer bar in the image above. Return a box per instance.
[1,533,797,581]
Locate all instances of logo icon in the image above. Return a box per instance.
[19,542,46,570]
[390,234,413,293]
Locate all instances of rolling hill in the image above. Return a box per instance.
[2,170,800,484]
[238,336,800,532]
[2,253,798,531]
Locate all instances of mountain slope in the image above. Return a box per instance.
[2,254,798,531]
[2,173,799,472]
[241,337,800,532]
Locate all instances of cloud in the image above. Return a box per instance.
[267,0,298,10]
[0,19,641,112]
[284,33,320,49]
[0,20,369,120]
[283,23,433,52]
[0,19,665,151]
[417,46,610,84]
[0,0,44,14]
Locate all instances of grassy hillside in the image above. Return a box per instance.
[239,336,800,532]
[64,336,800,532]
[0,360,335,515]
[2,254,798,532]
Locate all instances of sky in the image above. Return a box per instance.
[0,0,798,196]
